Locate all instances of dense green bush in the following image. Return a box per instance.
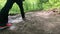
[0,0,60,14]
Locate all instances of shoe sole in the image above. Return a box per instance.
[0,26,12,30]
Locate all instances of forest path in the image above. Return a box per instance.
[0,10,60,34]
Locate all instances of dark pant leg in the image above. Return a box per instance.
[0,0,14,26]
[16,0,25,20]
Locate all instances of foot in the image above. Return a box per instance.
[22,18,31,22]
[23,18,26,20]
[0,23,12,30]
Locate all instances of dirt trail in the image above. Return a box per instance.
[0,11,60,34]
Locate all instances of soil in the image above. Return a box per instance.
[0,9,60,34]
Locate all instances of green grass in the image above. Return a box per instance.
[0,0,60,14]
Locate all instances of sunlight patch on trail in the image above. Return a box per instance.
[8,17,23,23]
[34,11,55,18]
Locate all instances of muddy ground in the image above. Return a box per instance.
[0,10,60,34]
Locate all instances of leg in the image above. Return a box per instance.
[0,0,14,26]
[16,0,26,20]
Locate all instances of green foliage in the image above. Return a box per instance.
[0,0,60,14]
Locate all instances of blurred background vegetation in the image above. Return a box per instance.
[0,0,60,14]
